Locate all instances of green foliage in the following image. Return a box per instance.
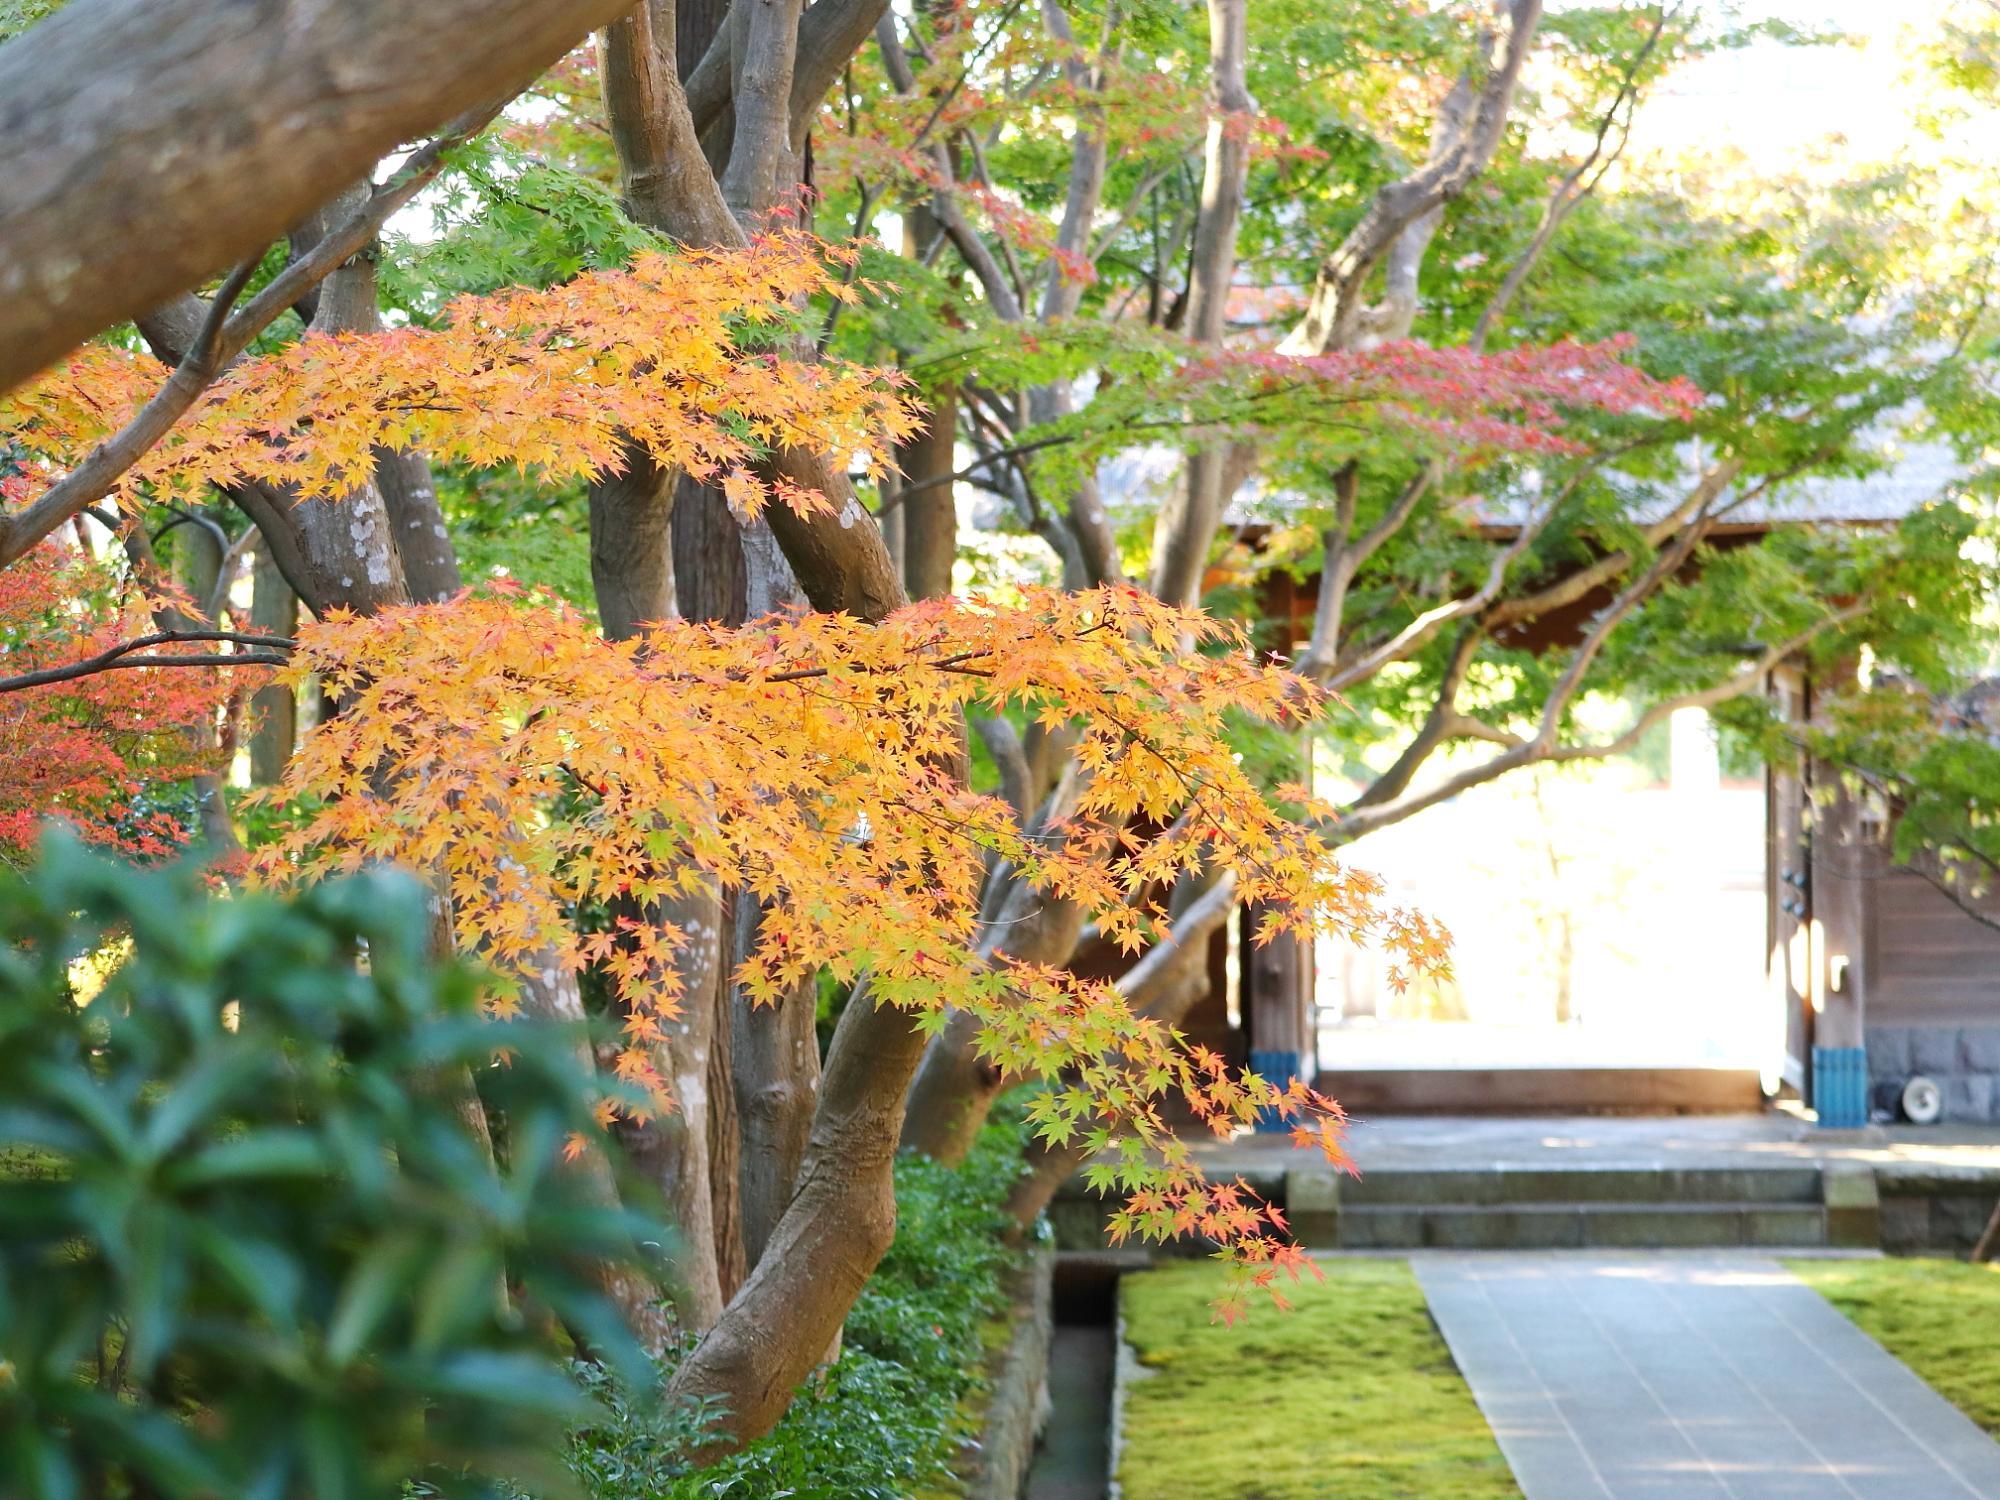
[438,472,597,611]
[1788,1258,2000,1439]
[381,139,661,315]
[1117,1258,1521,1500]
[0,0,62,44]
[0,834,664,1500]
[546,1110,1032,1499]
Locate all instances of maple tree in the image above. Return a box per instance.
[0,537,245,864]
[257,583,1442,1312]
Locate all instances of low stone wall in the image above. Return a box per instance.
[1869,1025,2000,1122]
[1878,1166,2000,1255]
[962,1246,1054,1500]
[1049,1160,2000,1257]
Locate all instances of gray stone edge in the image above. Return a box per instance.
[963,1245,1054,1500]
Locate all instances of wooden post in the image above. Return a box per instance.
[1245,903,1314,1130]
[1806,660,1874,1127]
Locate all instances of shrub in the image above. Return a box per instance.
[0,835,664,1500]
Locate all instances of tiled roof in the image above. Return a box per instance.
[987,435,1967,533]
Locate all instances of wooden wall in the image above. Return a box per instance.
[1869,870,2000,1024]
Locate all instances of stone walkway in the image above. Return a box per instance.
[1196,1112,2000,1178]
[1415,1253,2000,1499]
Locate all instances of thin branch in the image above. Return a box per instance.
[1317,468,1569,692]
[873,434,1071,516]
[206,522,259,624]
[0,630,294,695]
[1086,155,1189,266]
[1468,3,1675,352]
[1528,488,1719,747]
[1334,599,1870,843]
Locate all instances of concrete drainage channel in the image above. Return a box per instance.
[1021,1253,1126,1500]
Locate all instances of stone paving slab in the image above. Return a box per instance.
[1414,1253,2000,1500]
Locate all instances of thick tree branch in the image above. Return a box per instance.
[1486,459,1741,630]
[720,0,808,220]
[0,116,495,570]
[0,0,630,394]
[602,1,748,247]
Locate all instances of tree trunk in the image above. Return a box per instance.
[0,0,638,395]
[297,190,464,609]
[1146,0,1251,611]
[613,886,729,1334]
[373,447,461,604]
[899,384,959,602]
[589,449,679,637]
[670,476,748,625]
[705,927,748,1303]
[664,979,928,1448]
[586,443,741,1333]
[247,546,298,785]
[729,520,823,1272]
[730,895,822,1269]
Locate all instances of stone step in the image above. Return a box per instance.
[1333,1164,1824,1208]
[1328,1201,1828,1252]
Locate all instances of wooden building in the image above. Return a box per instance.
[1222,448,2000,1124]
[1770,668,2000,1126]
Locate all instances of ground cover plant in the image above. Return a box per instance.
[1789,1258,2000,1439]
[1116,1258,1521,1500]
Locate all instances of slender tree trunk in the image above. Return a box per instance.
[247,547,298,786]
[705,929,748,1303]
[666,472,754,1294]
[516,956,678,1355]
[587,448,741,1332]
[614,885,730,1333]
[1147,0,1251,611]
[899,384,959,602]
[731,894,822,1268]
[727,520,822,1271]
